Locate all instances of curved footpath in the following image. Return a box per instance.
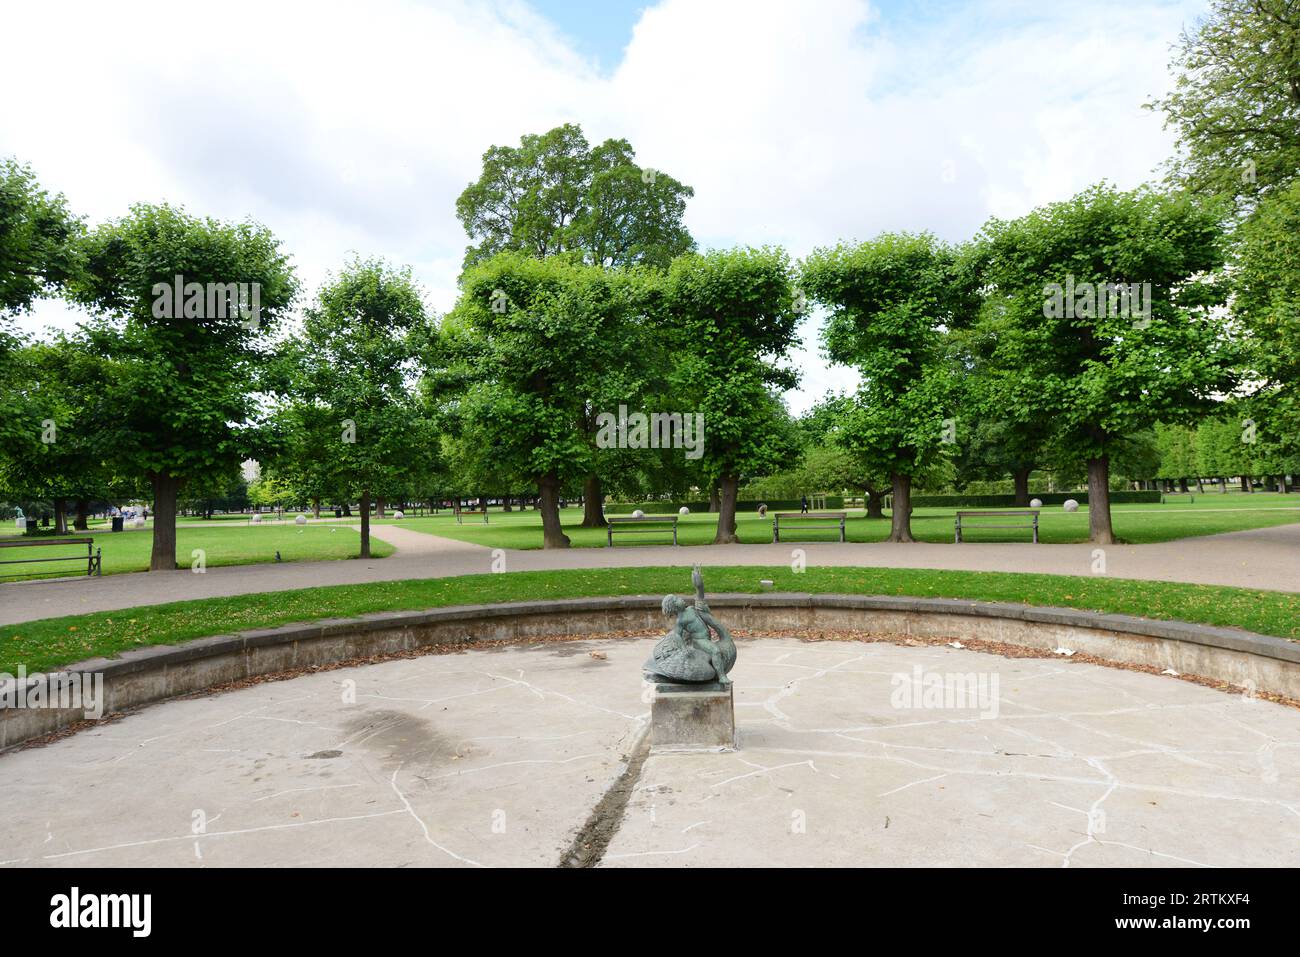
[1,522,1298,628]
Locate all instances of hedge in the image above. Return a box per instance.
[909,491,1161,508]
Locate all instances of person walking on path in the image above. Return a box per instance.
[800,495,809,514]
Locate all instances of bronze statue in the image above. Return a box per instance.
[643,566,737,684]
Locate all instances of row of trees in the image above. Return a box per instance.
[2,0,1297,564]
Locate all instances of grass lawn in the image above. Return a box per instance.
[360,494,1300,548]
[0,523,393,580]
[5,565,1299,674]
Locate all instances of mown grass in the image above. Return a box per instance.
[5,565,1298,674]
[356,496,1300,549]
[0,524,393,580]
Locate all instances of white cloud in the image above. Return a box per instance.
[0,0,1206,413]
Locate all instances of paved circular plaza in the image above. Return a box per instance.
[1,635,1296,868]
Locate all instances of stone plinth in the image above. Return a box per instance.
[650,681,735,752]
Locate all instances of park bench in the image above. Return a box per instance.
[606,515,679,547]
[954,509,1040,543]
[455,509,489,525]
[772,511,847,543]
[0,537,102,579]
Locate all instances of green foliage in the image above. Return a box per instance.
[1149,0,1300,207]
[0,158,83,318]
[456,123,695,271]
[801,233,975,509]
[287,258,438,523]
[975,185,1235,463]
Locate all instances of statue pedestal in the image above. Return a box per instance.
[649,681,735,752]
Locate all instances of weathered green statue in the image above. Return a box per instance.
[643,566,737,685]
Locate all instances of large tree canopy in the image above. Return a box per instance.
[662,247,802,543]
[1149,0,1300,206]
[802,232,976,541]
[975,185,1235,542]
[456,123,695,271]
[285,258,437,557]
[68,203,298,569]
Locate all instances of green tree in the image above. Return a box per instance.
[287,259,438,557]
[976,185,1235,543]
[68,204,298,569]
[1149,0,1300,207]
[456,123,695,271]
[802,233,975,541]
[0,158,83,320]
[439,253,652,548]
[661,248,802,543]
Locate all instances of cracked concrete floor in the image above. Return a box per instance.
[1,636,1297,867]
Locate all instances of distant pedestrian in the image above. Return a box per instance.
[800,495,809,514]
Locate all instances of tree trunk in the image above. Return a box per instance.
[538,474,571,548]
[713,474,740,544]
[865,485,884,519]
[503,496,512,513]
[359,491,371,558]
[53,497,68,535]
[1087,457,1116,544]
[312,497,321,520]
[581,475,606,527]
[1178,477,1189,493]
[1012,467,1031,507]
[374,497,386,518]
[708,481,721,513]
[73,499,90,531]
[149,473,182,570]
[887,473,914,542]
[1240,475,1251,493]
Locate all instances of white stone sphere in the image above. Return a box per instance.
[632,509,646,518]
[251,513,262,524]
[294,514,307,525]
[393,510,404,519]
[1063,499,1080,512]
[678,506,689,515]
[1029,498,1043,508]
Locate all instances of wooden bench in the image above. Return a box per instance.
[455,509,489,525]
[606,515,678,546]
[0,537,102,578]
[772,511,847,543]
[955,509,1040,543]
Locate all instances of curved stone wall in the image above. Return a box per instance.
[3,593,1296,749]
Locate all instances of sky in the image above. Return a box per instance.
[1,0,1209,413]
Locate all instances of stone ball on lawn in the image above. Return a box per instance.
[632,509,646,518]
[294,514,307,525]
[1029,498,1043,508]
[678,506,689,516]
[393,510,404,519]
[1063,499,1080,512]
[251,513,262,524]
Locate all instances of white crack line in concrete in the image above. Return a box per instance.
[389,763,485,867]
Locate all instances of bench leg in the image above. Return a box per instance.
[607,527,613,547]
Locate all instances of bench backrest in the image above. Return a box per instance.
[609,515,678,524]
[774,512,847,520]
[955,510,1039,518]
[0,537,94,549]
